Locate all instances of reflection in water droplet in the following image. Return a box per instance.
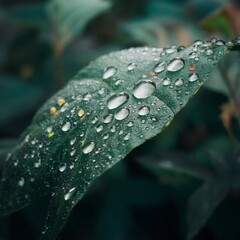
[107,93,129,110]
[188,73,199,82]
[175,78,184,86]
[138,106,150,116]
[103,114,113,123]
[154,62,165,73]
[103,67,117,79]
[133,81,156,99]
[82,142,95,154]
[167,58,185,72]
[62,122,71,132]
[64,187,76,201]
[115,108,130,120]
[162,77,171,86]
[127,62,137,71]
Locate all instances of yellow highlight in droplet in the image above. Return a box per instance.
[48,132,55,137]
[50,107,57,115]
[77,108,85,118]
[57,97,65,106]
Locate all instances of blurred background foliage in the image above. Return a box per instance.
[0,0,240,239]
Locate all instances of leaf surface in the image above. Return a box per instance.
[0,37,240,239]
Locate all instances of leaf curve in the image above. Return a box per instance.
[0,37,240,239]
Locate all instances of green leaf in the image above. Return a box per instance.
[139,152,215,181]
[0,37,240,239]
[47,0,111,48]
[187,181,229,240]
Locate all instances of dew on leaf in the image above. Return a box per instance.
[70,149,76,156]
[82,142,95,154]
[107,93,129,110]
[96,124,103,132]
[123,133,131,141]
[133,81,156,99]
[18,178,25,187]
[167,58,185,72]
[83,93,92,101]
[59,165,67,172]
[175,78,184,86]
[114,108,130,120]
[127,121,134,127]
[70,138,76,145]
[127,62,137,71]
[61,122,71,132]
[34,160,41,168]
[103,114,113,123]
[188,73,199,82]
[64,187,76,201]
[153,62,165,73]
[138,106,150,116]
[103,66,117,79]
[57,97,65,106]
[162,77,171,86]
[50,107,57,115]
[77,109,85,118]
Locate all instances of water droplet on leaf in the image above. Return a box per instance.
[167,58,185,72]
[133,81,156,99]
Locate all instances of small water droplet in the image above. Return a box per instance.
[175,78,184,86]
[47,126,53,133]
[127,121,134,127]
[133,81,156,99]
[83,93,92,101]
[162,77,171,86]
[103,114,113,123]
[99,88,106,96]
[103,134,109,140]
[70,138,76,145]
[103,67,117,79]
[91,117,98,124]
[138,106,150,116]
[34,160,41,168]
[123,133,131,141]
[59,165,67,172]
[64,187,76,201]
[62,122,71,132]
[18,178,25,187]
[57,97,65,106]
[188,73,199,82]
[77,108,85,118]
[96,124,103,132]
[115,108,130,120]
[70,149,76,156]
[154,62,165,73]
[127,62,137,70]
[206,49,213,56]
[107,93,129,110]
[82,142,95,154]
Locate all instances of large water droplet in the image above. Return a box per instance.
[115,108,130,120]
[188,73,199,82]
[154,62,165,73]
[138,106,150,116]
[82,142,95,154]
[64,187,76,201]
[107,93,129,110]
[103,67,117,79]
[62,122,71,132]
[133,81,156,99]
[167,58,185,72]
